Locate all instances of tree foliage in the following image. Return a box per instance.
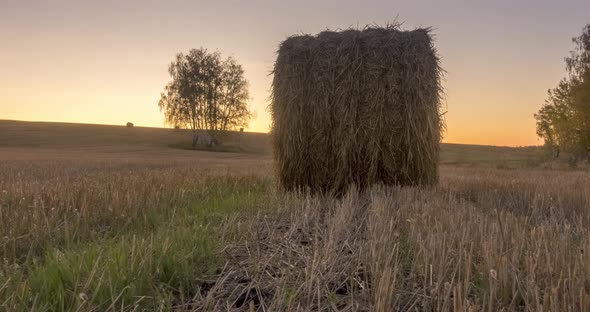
[158,48,252,147]
[535,24,590,160]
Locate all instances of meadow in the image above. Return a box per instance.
[1,120,588,311]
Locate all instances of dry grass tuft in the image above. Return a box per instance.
[198,168,590,311]
[270,25,444,194]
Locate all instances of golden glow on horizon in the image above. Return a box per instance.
[0,49,551,146]
[0,58,560,146]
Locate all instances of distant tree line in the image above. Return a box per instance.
[535,24,590,162]
[158,48,252,148]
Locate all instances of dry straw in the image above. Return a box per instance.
[271,25,444,194]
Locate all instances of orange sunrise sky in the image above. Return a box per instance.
[1,0,589,146]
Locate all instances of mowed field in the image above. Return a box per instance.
[0,120,540,167]
[1,120,589,311]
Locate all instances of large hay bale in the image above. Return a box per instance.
[270,26,443,194]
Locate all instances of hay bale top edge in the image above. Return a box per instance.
[278,26,435,51]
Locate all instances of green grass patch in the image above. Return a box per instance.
[1,177,273,311]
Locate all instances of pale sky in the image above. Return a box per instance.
[1,0,588,146]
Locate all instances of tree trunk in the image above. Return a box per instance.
[192,130,199,150]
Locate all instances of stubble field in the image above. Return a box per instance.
[0,120,588,311]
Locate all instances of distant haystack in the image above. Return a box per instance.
[271,26,443,194]
[126,122,134,128]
